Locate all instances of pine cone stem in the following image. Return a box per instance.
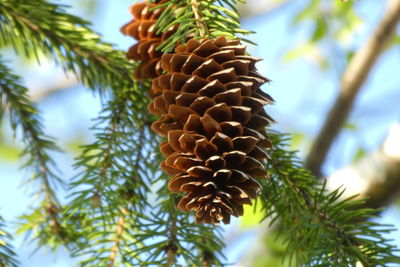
[191,0,208,38]
[166,249,176,267]
[109,208,128,267]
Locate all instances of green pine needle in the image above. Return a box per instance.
[0,0,399,266]
[261,131,400,266]
[152,0,253,53]
[0,216,19,267]
[0,0,136,93]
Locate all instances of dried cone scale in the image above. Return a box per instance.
[149,36,275,224]
[121,0,174,80]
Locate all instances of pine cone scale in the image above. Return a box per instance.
[122,0,171,80]
[150,36,274,224]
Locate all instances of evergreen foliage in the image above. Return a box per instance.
[151,0,253,52]
[0,0,399,266]
[262,132,400,266]
[0,57,65,249]
[0,216,18,267]
[65,85,225,265]
[0,0,135,92]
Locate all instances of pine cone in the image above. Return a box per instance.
[121,0,174,80]
[149,36,275,224]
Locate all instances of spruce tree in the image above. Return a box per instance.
[0,0,399,266]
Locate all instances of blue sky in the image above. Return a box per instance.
[0,0,399,266]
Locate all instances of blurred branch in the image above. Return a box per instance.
[0,216,19,267]
[304,0,400,177]
[328,123,400,209]
[0,58,66,246]
[240,124,400,266]
[0,0,136,93]
[28,75,79,102]
[238,0,294,18]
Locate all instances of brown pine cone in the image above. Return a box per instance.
[149,36,275,225]
[121,0,174,80]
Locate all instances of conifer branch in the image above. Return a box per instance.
[153,0,253,52]
[0,0,136,92]
[66,85,154,265]
[92,122,116,207]
[202,240,216,267]
[164,195,183,267]
[1,0,399,266]
[128,154,225,266]
[202,254,211,267]
[166,204,178,267]
[0,216,19,267]
[260,132,400,266]
[0,58,66,244]
[109,208,128,267]
[69,85,148,215]
[140,1,398,265]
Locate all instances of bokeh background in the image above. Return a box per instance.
[1,0,399,266]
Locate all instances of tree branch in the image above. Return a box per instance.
[304,0,400,177]
[0,0,136,93]
[109,208,128,267]
[327,123,400,209]
[0,59,65,242]
[166,198,178,267]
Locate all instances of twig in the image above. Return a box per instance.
[269,157,366,264]
[10,11,114,68]
[166,248,176,267]
[1,3,134,91]
[109,208,128,267]
[242,124,400,266]
[202,246,215,267]
[166,197,178,267]
[0,78,65,241]
[304,0,400,177]
[191,0,208,38]
[40,160,64,240]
